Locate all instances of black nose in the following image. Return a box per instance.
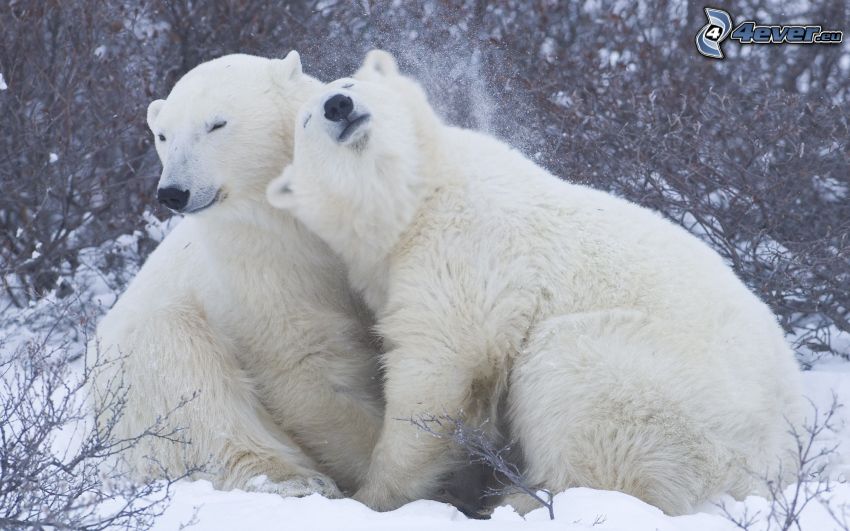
[324,94,354,122]
[157,186,190,211]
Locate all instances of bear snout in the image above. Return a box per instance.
[323,94,354,122]
[157,186,190,211]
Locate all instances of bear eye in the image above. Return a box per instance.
[158,133,166,141]
[209,120,227,133]
[342,83,353,89]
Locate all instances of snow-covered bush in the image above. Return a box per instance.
[719,397,849,531]
[0,323,199,529]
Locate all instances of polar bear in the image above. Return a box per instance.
[266,50,805,515]
[91,52,384,498]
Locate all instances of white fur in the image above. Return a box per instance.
[91,53,383,497]
[267,51,805,515]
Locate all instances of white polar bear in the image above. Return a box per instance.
[266,50,805,515]
[91,52,384,498]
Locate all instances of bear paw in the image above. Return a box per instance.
[246,473,342,499]
[352,484,407,512]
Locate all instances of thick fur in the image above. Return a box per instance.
[91,53,383,497]
[267,50,805,515]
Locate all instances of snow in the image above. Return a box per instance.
[0,73,7,91]
[539,37,556,63]
[812,175,849,202]
[49,152,59,163]
[4,215,849,530]
[550,91,572,108]
[152,483,748,531]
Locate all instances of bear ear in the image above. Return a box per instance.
[356,49,399,79]
[147,99,165,130]
[271,50,303,86]
[266,166,298,211]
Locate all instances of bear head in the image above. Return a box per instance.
[147,51,320,220]
[266,51,443,267]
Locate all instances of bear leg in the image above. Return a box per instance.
[505,310,739,515]
[92,301,339,498]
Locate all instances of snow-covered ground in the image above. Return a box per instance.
[153,482,850,531]
[3,216,849,530]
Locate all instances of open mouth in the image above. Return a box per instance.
[338,114,371,142]
[185,189,222,214]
